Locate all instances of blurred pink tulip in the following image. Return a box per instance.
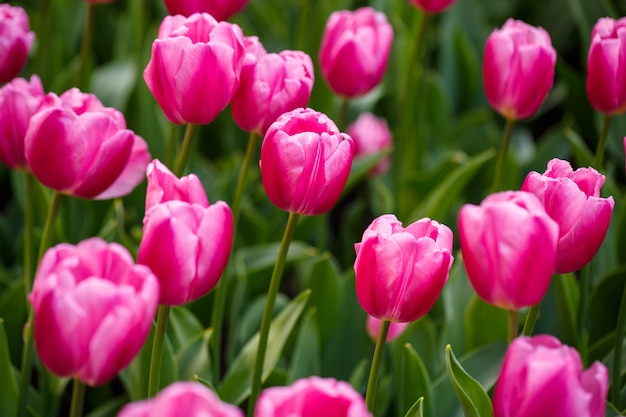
[347,112,393,176]
[231,50,314,135]
[0,4,34,83]
[355,214,453,323]
[407,0,457,13]
[138,200,233,306]
[260,108,354,215]
[458,191,559,310]
[29,238,159,386]
[118,381,243,417]
[586,17,626,115]
[0,75,44,170]
[144,13,245,125]
[366,315,408,343]
[255,377,371,417]
[164,0,249,21]
[483,19,556,120]
[319,7,393,98]
[494,335,608,417]
[145,159,209,213]
[24,88,150,199]
[522,158,614,273]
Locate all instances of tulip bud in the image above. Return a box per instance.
[407,0,457,13]
[145,159,209,213]
[355,214,454,323]
[0,4,34,83]
[347,112,393,176]
[163,0,249,21]
[366,315,408,343]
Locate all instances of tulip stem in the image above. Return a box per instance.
[492,118,515,193]
[173,123,198,177]
[365,319,390,412]
[69,378,86,417]
[522,302,541,336]
[76,2,96,89]
[507,309,519,343]
[166,123,179,168]
[23,172,34,299]
[38,191,63,262]
[232,131,261,226]
[148,304,171,398]
[337,98,349,130]
[578,266,591,366]
[611,281,626,408]
[594,114,612,168]
[248,211,300,416]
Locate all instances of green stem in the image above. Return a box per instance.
[522,302,541,336]
[491,118,515,193]
[507,309,519,343]
[173,123,197,177]
[611,282,626,408]
[231,131,261,227]
[34,0,52,85]
[337,98,349,130]
[594,114,612,168]
[400,10,430,112]
[68,378,86,417]
[248,212,300,416]
[578,265,592,365]
[166,123,179,168]
[148,305,171,397]
[365,319,390,412]
[23,172,34,298]
[38,192,63,262]
[76,3,96,89]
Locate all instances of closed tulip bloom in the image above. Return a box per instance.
[366,315,409,343]
[319,7,393,98]
[144,13,245,125]
[586,17,626,114]
[260,108,354,216]
[164,0,249,21]
[522,159,614,274]
[494,335,608,417]
[145,159,209,213]
[29,238,159,386]
[138,200,233,306]
[347,112,393,176]
[458,191,559,310]
[118,382,243,417]
[231,50,314,135]
[355,214,453,323]
[483,19,556,120]
[407,0,457,13]
[0,4,34,83]
[255,377,371,417]
[0,75,44,169]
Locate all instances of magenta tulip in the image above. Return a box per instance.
[366,315,408,343]
[355,214,453,323]
[164,0,249,21]
[458,191,559,310]
[494,335,608,417]
[347,112,393,176]
[483,19,556,120]
[145,159,209,213]
[319,7,393,98]
[29,238,159,386]
[586,17,626,115]
[118,381,243,417]
[407,0,457,13]
[255,377,371,417]
[231,50,314,135]
[521,158,614,273]
[259,108,354,216]
[0,75,44,170]
[0,4,34,83]
[144,13,245,125]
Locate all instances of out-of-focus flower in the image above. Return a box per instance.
[347,112,392,176]
[366,315,409,343]
[163,0,249,21]
[406,0,457,13]
[145,159,209,212]
[0,4,34,83]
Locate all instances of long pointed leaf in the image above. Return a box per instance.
[444,345,494,417]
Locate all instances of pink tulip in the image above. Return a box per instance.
[29,238,159,386]
[259,108,354,216]
[319,7,393,98]
[0,75,44,170]
[24,88,149,199]
[138,200,233,306]
[0,4,34,83]
[494,335,608,417]
[521,159,614,274]
[407,0,457,13]
[144,13,245,125]
[231,50,314,135]
[458,191,559,310]
[255,377,371,417]
[355,214,453,323]
[483,19,556,120]
[163,0,249,21]
[347,112,393,176]
[145,159,209,213]
[586,17,626,115]
[366,315,409,343]
[118,381,243,417]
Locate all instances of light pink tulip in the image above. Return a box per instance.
[163,0,249,21]
[118,381,243,417]
[319,7,393,98]
[586,17,626,115]
[0,75,44,170]
[366,315,408,343]
[260,108,354,216]
[145,159,209,213]
[231,50,314,135]
[138,200,233,306]
[0,4,34,83]
[522,159,614,273]
[407,0,457,13]
[144,13,245,125]
[494,335,608,417]
[255,377,371,417]
[483,19,556,120]
[458,191,559,310]
[29,238,159,386]
[355,215,453,323]
[347,112,392,176]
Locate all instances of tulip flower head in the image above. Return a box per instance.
[366,315,409,343]
[164,0,249,21]
[145,158,209,212]
[522,158,614,274]
[483,19,556,120]
[494,335,608,417]
[0,4,34,83]
[347,112,393,176]
[354,214,454,323]
[407,0,457,13]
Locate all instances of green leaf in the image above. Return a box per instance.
[404,397,425,417]
[343,148,392,193]
[348,358,369,392]
[167,306,205,354]
[0,319,18,417]
[176,328,213,382]
[444,345,494,417]
[396,343,433,417]
[553,273,580,347]
[464,296,507,351]
[287,308,321,383]
[218,290,311,405]
[84,396,128,417]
